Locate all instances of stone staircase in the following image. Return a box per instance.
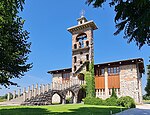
[0,96,24,106]
[1,78,84,106]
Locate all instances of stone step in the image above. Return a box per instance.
[0,96,24,106]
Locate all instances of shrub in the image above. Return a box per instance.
[143,94,150,100]
[66,97,71,104]
[110,88,117,99]
[83,97,104,105]
[117,96,136,108]
[105,97,117,106]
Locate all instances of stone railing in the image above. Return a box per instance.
[7,78,85,102]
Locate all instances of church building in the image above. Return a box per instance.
[48,15,144,104]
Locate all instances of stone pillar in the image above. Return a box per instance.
[39,84,42,95]
[62,98,66,104]
[104,67,109,98]
[73,94,77,104]
[138,79,143,104]
[23,92,26,101]
[13,90,16,99]
[116,88,118,96]
[7,92,10,101]
[18,89,21,97]
[32,84,34,92]
[36,84,38,95]
[34,88,36,97]
[28,86,30,99]
[30,90,32,98]
[23,87,26,101]
[42,84,45,93]
[23,87,26,93]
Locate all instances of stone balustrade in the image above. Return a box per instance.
[7,78,85,102]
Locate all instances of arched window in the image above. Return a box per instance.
[74,66,76,71]
[76,33,87,42]
[76,33,87,48]
[74,44,77,49]
[74,56,77,63]
[86,41,89,47]
[80,52,83,55]
[86,64,89,71]
[80,61,82,64]
[86,54,89,60]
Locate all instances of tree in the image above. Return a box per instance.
[0,0,32,87]
[86,0,150,49]
[85,60,95,97]
[145,64,150,96]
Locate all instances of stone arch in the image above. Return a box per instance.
[65,89,76,104]
[78,73,84,81]
[77,88,86,103]
[76,33,87,48]
[76,33,87,42]
[51,91,63,104]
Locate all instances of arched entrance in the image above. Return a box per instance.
[78,73,84,80]
[52,93,62,104]
[77,88,86,103]
[65,90,76,104]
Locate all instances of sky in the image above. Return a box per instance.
[0,0,149,96]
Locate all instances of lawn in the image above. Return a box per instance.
[0,104,127,115]
[143,100,150,104]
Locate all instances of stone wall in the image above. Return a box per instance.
[120,64,142,104]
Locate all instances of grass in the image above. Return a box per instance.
[0,99,6,102]
[0,104,127,115]
[143,100,150,104]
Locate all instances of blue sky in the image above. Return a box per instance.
[0,0,149,96]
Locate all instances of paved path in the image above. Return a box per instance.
[115,104,150,115]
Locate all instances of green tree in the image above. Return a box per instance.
[86,0,150,49]
[0,0,32,87]
[145,64,150,96]
[85,60,95,97]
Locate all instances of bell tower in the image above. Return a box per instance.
[67,15,98,75]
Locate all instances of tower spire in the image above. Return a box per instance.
[80,9,85,17]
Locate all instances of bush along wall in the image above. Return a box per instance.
[117,96,136,108]
[85,60,95,98]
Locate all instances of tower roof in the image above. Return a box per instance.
[67,16,98,34]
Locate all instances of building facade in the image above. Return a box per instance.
[48,16,144,104]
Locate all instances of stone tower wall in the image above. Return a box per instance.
[72,27,94,73]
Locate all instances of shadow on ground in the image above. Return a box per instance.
[0,106,127,115]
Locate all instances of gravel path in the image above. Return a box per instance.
[115,104,150,115]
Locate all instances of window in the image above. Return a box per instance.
[74,56,77,63]
[80,21,82,24]
[74,66,76,71]
[101,68,105,75]
[95,68,104,76]
[76,33,87,42]
[79,40,84,48]
[80,61,82,64]
[86,41,89,47]
[62,73,70,80]
[86,64,89,71]
[76,33,87,48]
[86,54,89,60]
[74,44,77,49]
[108,67,120,75]
[80,52,83,55]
